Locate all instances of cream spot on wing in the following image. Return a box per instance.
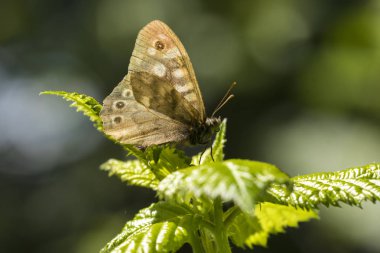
[164,47,181,59]
[147,47,156,56]
[153,63,167,77]
[184,93,197,101]
[172,68,185,78]
[140,96,150,106]
[175,84,192,93]
[158,34,167,40]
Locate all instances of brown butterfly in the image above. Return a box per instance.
[100,20,233,148]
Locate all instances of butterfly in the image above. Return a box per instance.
[100,20,233,148]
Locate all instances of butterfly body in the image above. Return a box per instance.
[187,117,221,146]
[100,20,221,148]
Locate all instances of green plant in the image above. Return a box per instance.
[41,91,380,253]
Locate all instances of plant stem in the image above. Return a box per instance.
[224,206,242,229]
[212,197,231,253]
[190,228,205,253]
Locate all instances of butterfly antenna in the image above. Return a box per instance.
[211,81,237,117]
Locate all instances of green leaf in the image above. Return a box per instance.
[144,145,191,180]
[103,146,191,186]
[122,144,147,162]
[228,202,318,248]
[101,202,192,253]
[40,91,103,131]
[100,159,159,190]
[41,91,151,161]
[268,163,380,209]
[192,119,227,165]
[158,159,289,212]
[210,118,227,162]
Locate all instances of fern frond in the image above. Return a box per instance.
[158,159,289,212]
[268,163,380,209]
[100,159,159,190]
[40,91,103,131]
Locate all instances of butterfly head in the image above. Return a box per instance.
[189,117,221,145]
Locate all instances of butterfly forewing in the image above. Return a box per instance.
[130,72,199,125]
[129,20,206,121]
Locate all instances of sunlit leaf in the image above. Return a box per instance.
[101,202,192,253]
[228,202,318,248]
[158,159,289,212]
[40,91,103,131]
[120,144,146,162]
[268,163,380,209]
[145,145,191,179]
[100,159,159,190]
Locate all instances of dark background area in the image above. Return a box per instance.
[1,0,380,252]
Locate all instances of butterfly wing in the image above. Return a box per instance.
[100,74,189,147]
[129,20,206,122]
[100,20,206,146]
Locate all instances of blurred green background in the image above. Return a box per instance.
[1,0,380,252]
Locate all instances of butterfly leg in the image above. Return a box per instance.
[198,144,214,165]
[210,144,214,162]
[198,147,207,165]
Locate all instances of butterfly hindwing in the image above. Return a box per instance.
[100,74,189,147]
[129,20,206,122]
